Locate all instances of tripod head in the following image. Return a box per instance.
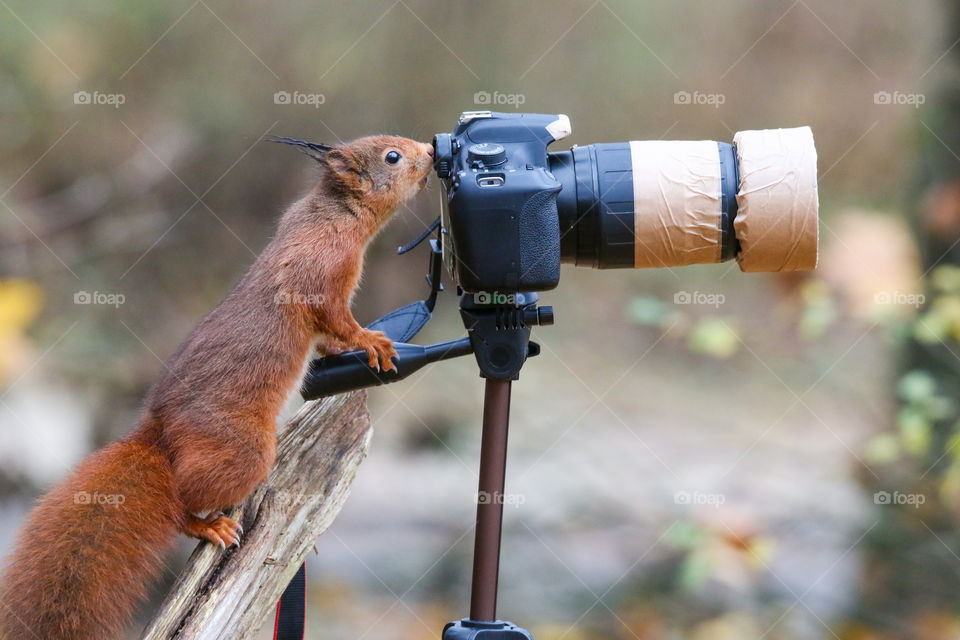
[299,292,552,398]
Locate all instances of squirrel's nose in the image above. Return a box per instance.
[423,143,434,158]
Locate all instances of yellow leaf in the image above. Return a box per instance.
[0,279,43,336]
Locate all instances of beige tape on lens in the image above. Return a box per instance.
[629,140,724,268]
[733,127,819,272]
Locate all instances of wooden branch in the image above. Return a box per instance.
[141,391,372,639]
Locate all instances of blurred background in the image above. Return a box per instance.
[1,0,959,638]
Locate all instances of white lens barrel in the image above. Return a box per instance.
[629,140,725,269]
[626,127,819,272]
[733,126,819,272]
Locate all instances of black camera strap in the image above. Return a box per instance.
[273,563,306,640]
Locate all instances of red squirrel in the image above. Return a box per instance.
[0,135,434,640]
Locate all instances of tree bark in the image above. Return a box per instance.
[140,391,371,639]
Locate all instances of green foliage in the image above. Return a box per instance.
[915,266,960,344]
[799,280,837,339]
[625,295,674,328]
[686,319,740,359]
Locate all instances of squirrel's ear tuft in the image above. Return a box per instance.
[265,136,333,163]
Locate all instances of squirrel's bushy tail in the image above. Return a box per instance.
[0,437,182,640]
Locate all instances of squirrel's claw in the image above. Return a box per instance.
[357,329,397,372]
[183,513,242,550]
[364,348,380,371]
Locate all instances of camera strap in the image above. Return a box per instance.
[273,563,306,640]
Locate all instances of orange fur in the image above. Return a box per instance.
[0,135,433,639]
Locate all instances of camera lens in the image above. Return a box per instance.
[551,142,739,268]
[550,127,818,272]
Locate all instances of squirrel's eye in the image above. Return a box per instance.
[385,151,402,165]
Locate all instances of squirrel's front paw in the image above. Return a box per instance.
[355,329,398,372]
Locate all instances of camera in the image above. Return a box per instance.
[432,111,819,294]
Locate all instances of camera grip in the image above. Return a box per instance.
[517,188,562,290]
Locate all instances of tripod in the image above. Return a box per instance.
[299,293,550,639]
[296,236,551,638]
[441,292,551,639]
[441,376,530,639]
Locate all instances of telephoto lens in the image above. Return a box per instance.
[550,127,819,272]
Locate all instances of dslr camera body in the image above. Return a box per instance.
[433,112,570,294]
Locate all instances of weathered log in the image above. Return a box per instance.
[141,391,371,639]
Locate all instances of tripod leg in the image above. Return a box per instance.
[470,378,512,622]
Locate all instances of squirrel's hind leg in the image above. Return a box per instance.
[182,512,242,549]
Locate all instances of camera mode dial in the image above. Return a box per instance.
[467,143,507,168]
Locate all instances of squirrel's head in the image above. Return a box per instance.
[269,134,433,222]
[321,135,434,217]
